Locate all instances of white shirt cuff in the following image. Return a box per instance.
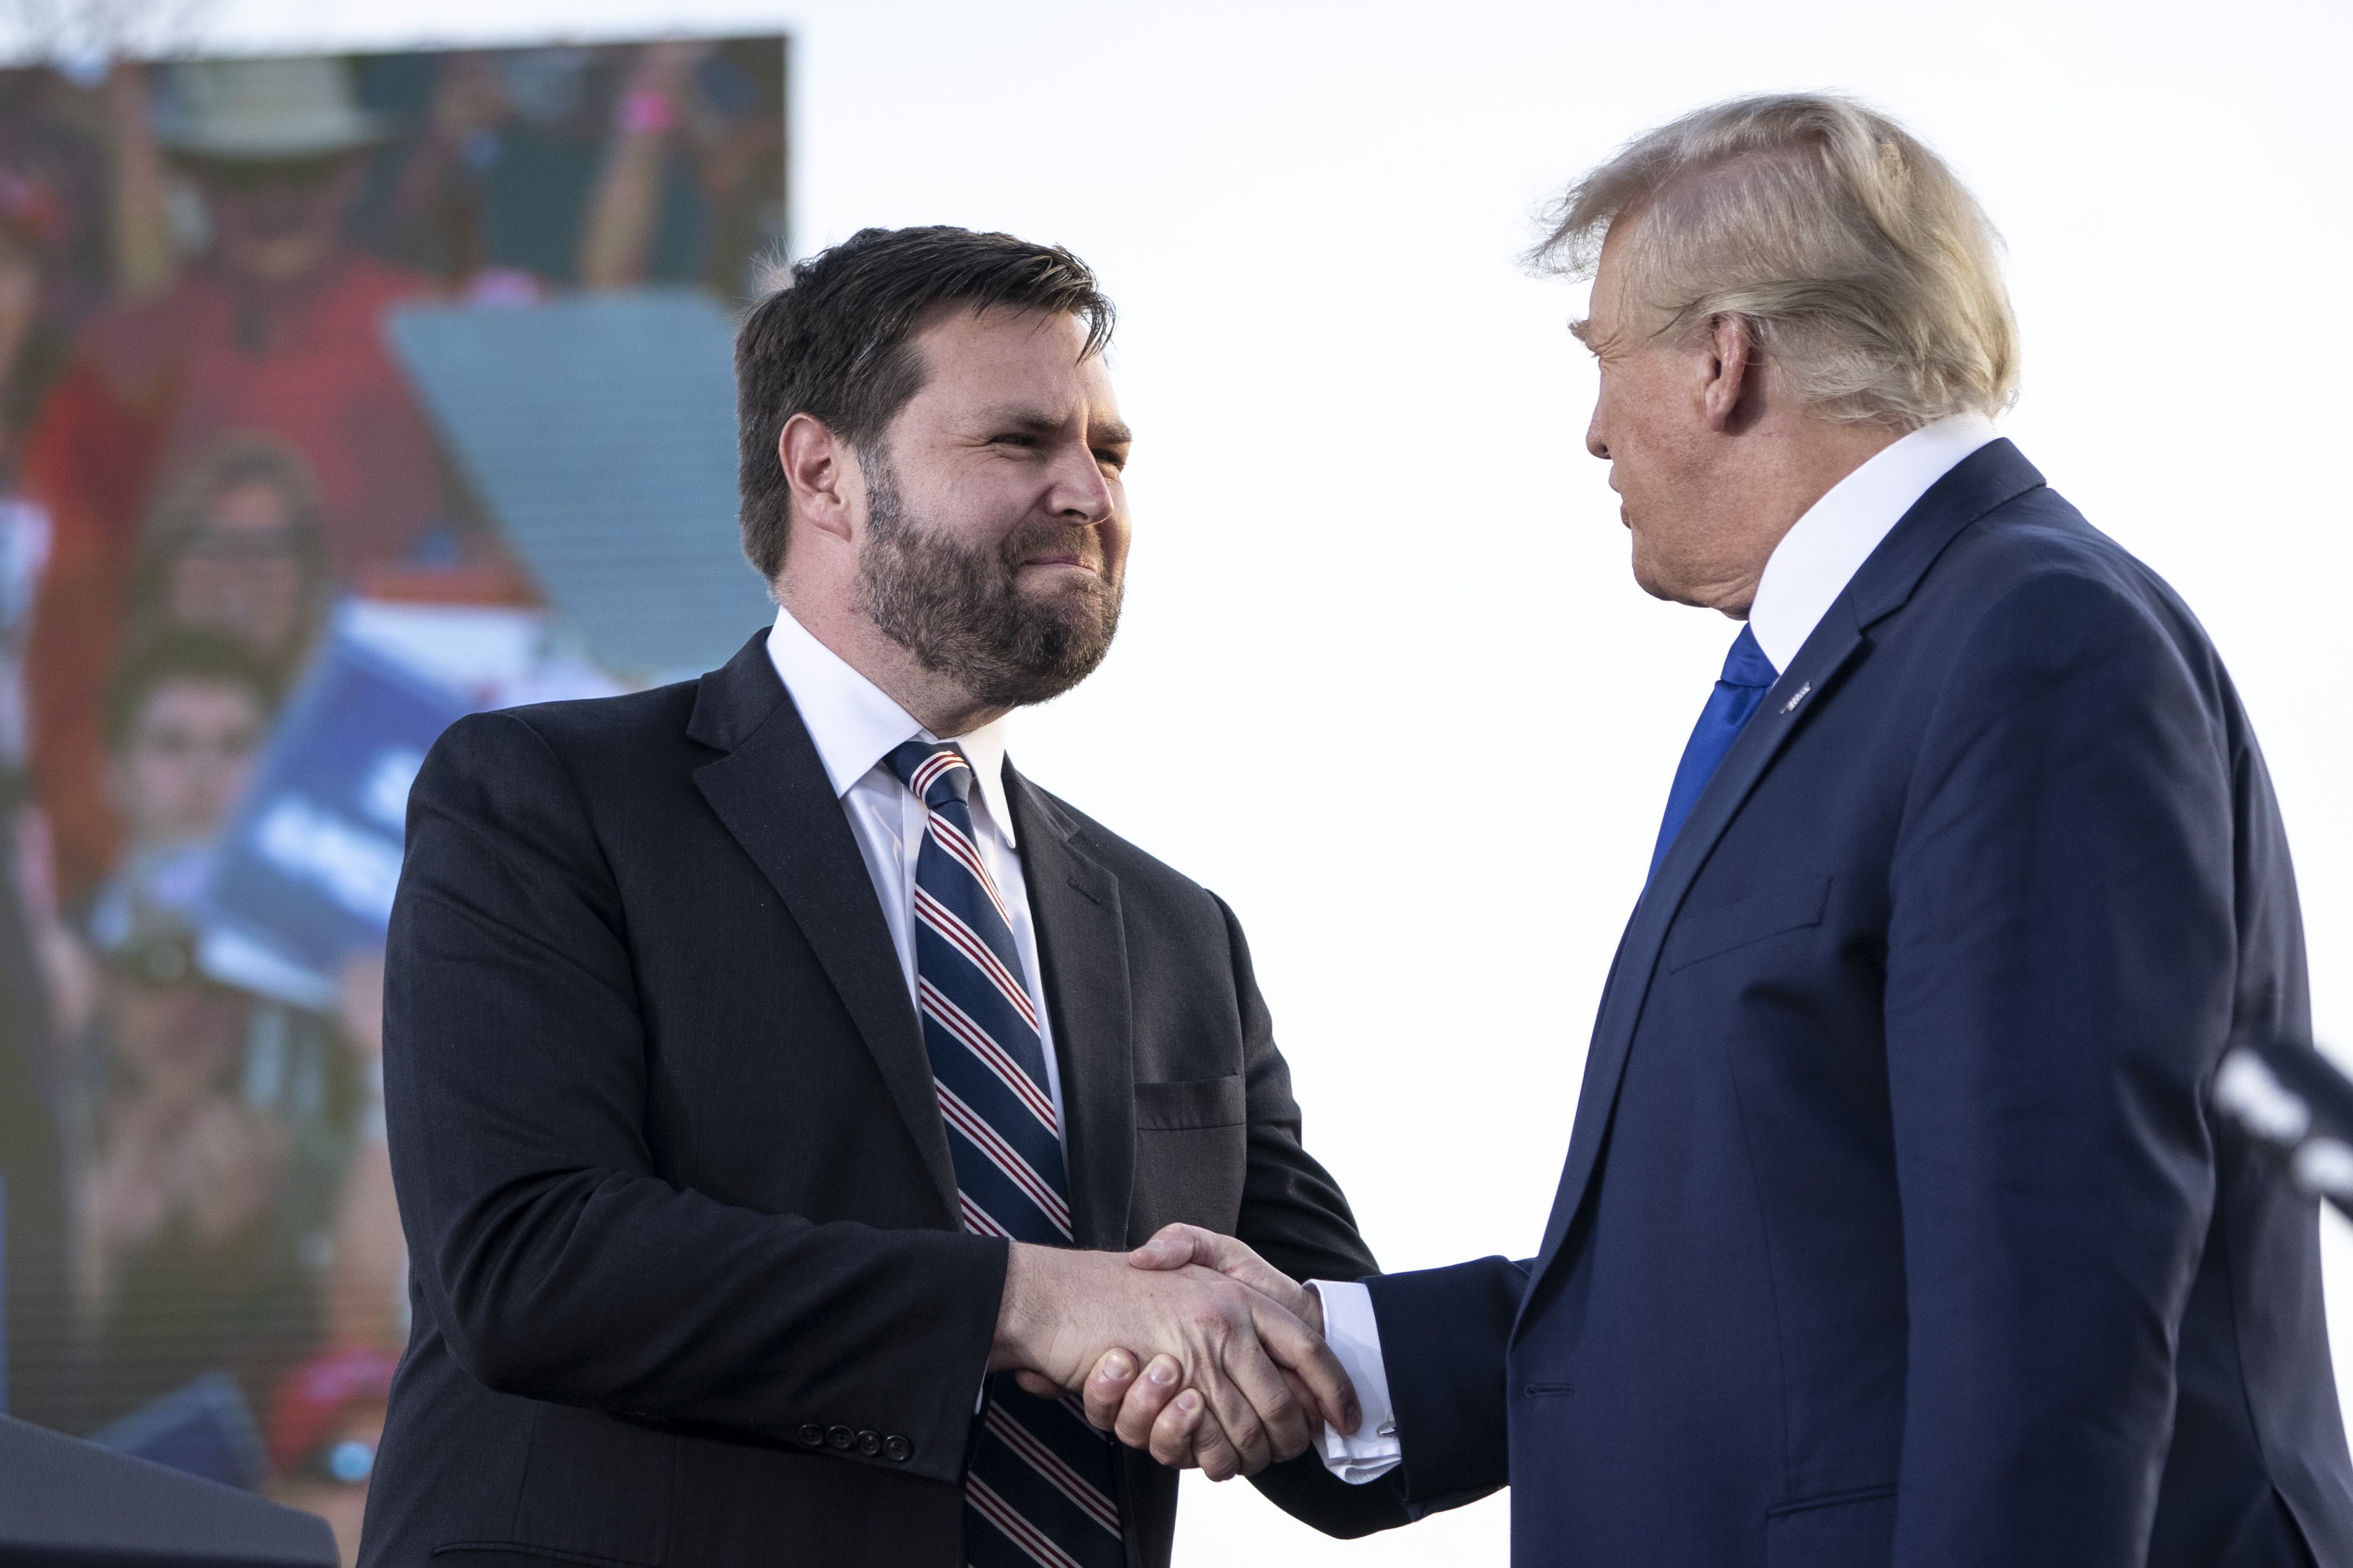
[1307,1280,1401,1483]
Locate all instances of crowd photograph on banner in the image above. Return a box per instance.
[0,36,784,1560]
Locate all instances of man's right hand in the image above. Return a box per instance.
[990,1240,1359,1480]
[1071,1225,1359,1475]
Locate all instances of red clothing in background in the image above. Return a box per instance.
[22,250,447,902]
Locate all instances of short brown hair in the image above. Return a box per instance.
[1539,94,2018,427]
[103,628,275,752]
[734,226,1115,582]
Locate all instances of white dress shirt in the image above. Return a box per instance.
[762,606,1069,1153]
[1308,413,2000,1484]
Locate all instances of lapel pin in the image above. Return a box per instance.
[1780,682,1812,715]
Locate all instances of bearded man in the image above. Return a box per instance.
[359,227,1409,1568]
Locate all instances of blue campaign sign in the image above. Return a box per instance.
[196,626,474,1009]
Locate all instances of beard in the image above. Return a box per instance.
[855,454,1124,709]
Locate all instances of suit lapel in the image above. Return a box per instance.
[1519,441,2050,1316]
[1003,767,1136,1253]
[686,634,959,1220]
[1523,615,1867,1293]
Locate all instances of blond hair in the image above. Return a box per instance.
[1537,94,2018,426]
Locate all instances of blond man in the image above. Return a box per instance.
[1108,94,2353,1567]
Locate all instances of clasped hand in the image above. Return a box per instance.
[990,1225,1358,1480]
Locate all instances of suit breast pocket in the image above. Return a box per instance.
[1664,876,1833,973]
[1127,1075,1248,1243]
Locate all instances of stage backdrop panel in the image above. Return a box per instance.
[388,289,771,679]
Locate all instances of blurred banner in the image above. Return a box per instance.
[198,624,473,1011]
[0,37,784,1562]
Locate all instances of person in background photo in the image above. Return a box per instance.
[126,435,334,692]
[71,629,354,1438]
[88,630,273,924]
[135,438,411,1358]
[0,131,157,1401]
[0,165,74,1427]
[29,433,334,917]
[20,55,520,906]
[267,1346,397,1567]
[363,40,783,300]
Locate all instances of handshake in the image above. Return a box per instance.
[990,1223,1363,1481]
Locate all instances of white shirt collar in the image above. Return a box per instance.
[763,606,1016,843]
[1745,414,1999,672]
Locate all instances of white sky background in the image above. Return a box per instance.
[26,0,2352,1559]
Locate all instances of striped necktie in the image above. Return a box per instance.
[887,741,1125,1568]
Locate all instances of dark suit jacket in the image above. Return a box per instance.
[359,632,1408,1568]
[1372,442,2353,1567]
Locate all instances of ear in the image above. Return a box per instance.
[1701,315,1759,434]
[778,412,856,547]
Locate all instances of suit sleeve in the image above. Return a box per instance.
[1884,569,2236,1566]
[1206,893,1416,1536]
[1364,1257,1523,1510]
[384,711,1005,1486]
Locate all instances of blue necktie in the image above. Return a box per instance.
[1648,625,1779,882]
[886,741,1125,1568]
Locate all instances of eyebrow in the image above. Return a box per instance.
[1567,317,1594,345]
[974,406,1133,447]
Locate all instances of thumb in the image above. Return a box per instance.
[1127,1222,1207,1271]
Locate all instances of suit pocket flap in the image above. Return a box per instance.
[1134,1074,1247,1131]
[1665,876,1832,972]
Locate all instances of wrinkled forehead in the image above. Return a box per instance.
[1571,214,1646,351]
[903,303,1121,419]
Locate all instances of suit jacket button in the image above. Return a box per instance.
[797,1424,825,1448]
[856,1430,881,1457]
[826,1425,854,1450]
[883,1435,912,1463]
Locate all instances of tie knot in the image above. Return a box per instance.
[888,740,974,808]
[1720,624,1778,691]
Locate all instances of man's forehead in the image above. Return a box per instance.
[1572,231,1640,355]
[913,300,1098,365]
[905,311,1122,423]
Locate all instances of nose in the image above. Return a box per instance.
[1584,395,1609,461]
[1049,440,1116,525]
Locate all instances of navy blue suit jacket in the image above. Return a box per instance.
[1371,443,2353,1566]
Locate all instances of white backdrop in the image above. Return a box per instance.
[40,1,2353,1560]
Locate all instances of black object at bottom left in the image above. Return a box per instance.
[0,1414,337,1567]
